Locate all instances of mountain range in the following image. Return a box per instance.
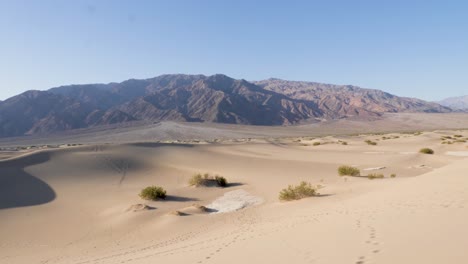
[0,74,452,138]
[438,95,468,111]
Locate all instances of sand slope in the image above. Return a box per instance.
[1,130,467,264]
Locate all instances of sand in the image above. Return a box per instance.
[1,112,468,148]
[206,189,263,213]
[1,129,468,264]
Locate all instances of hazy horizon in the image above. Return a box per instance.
[1,1,467,101]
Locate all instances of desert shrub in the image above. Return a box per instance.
[419,148,434,154]
[189,173,228,187]
[313,142,321,146]
[139,186,166,200]
[367,173,384,180]
[364,140,377,145]
[215,175,227,187]
[390,173,396,178]
[338,165,360,176]
[341,141,348,145]
[455,139,467,143]
[279,181,319,201]
[454,135,463,138]
[414,132,423,136]
[189,173,207,186]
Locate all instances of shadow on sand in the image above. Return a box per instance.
[164,195,200,202]
[0,151,56,210]
[128,142,195,148]
[226,182,244,188]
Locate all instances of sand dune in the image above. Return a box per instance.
[1,130,467,263]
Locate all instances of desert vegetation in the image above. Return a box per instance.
[311,140,349,146]
[367,173,384,180]
[365,140,377,145]
[189,173,228,187]
[337,140,348,145]
[139,186,167,200]
[390,173,396,178]
[338,165,360,176]
[279,181,321,201]
[440,134,468,144]
[419,148,434,154]
[381,135,400,140]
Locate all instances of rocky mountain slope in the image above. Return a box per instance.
[438,95,468,111]
[255,79,450,118]
[0,74,451,138]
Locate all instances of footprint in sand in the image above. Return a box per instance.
[355,255,366,264]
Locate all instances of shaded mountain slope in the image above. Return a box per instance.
[0,74,451,138]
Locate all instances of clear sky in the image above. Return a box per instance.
[1,0,467,101]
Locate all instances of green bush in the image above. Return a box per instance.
[189,173,208,186]
[390,173,396,178]
[313,142,321,146]
[367,173,384,180]
[139,186,166,200]
[338,165,360,176]
[215,175,227,187]
[364,140,377,145]
[419,148,434,154]
[279,181,320,201]
[189,173,228,187]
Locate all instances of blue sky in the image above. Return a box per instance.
[1,0,467,101]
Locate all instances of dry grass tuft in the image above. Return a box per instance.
[139,186,166,200]
[367,173,384,180]
[419,148,434,154]
[338,165,360,176]
[189,173,228,187]
[279,181,321,201]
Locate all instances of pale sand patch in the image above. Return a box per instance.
[400,151,417,154]
[363,151,385,154]
[206,190,263,213]
[363,166,386,171]
[445,151,468,157]
[126,204,154,212]
[411,164,432,169]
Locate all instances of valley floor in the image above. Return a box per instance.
[1,129,468,264]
